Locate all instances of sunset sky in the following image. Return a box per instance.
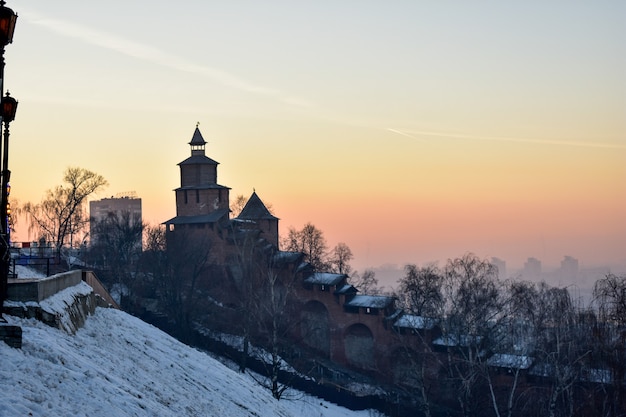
[5,1,625,275]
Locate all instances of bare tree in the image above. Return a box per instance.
[230,194,249,218]
[594,273,626,326]
[593,273,626,415]
[350,268,381,294]
[230,194,274,218]
[439,254,505,417]
[228,227,267,373]
[229,225,300,399]
[250,257,299,400]
[507,281,595,417]
[282,222,328,271]
[328,242,353,275]
[24,167,107,263]
[397,264,444,317]
[8,196,19,236]
[539,289,590,417]
[87,210,144,306]
[140,225,212,341]
[394,264,446,417]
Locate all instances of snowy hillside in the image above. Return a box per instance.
[0,304,376,417]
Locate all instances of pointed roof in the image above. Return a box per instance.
[179,125,219,166]
[237,191,278,221]
[189,126,207,146]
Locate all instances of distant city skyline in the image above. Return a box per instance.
[6,1,625,277]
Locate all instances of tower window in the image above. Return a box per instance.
[196,189,200,203]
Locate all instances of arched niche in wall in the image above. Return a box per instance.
[300,300,330,357]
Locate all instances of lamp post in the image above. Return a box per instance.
[0,0,16,310]
[1,90,17,232]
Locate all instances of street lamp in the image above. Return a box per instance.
[0,1,17,47]
[1,93,14,233]
[0,91,15,304]
[0,0,15,310]
[1,91,16,232]
[1,90,16,120]
[1,91,16,216]
[0,0,16,91]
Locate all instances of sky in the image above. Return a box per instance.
[5,1,625,275]
[1,279,375,416]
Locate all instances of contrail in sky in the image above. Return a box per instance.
[386,128,425,141]
[387,128,626,150]
[22,9,309,107]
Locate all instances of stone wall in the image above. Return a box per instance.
[4,270,117,338]
[0,323,22,348]
[294,283,399,374]
[5,281,111,335]
[7,270,82,302]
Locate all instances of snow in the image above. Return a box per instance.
[304,273,346,286]
[197,328,301,376]
[15,265,47,279]
[432,334,483,348]
[486,353,534,370]
[38,281,93,313]
[393,314,436,330]
[344,295,394,309]
[1,299,376,416]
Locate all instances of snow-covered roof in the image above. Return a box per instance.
[334,284,358,295]
[582,368,612,384]
[272,251,303,264]
[487,353,533,370]
[393,314,437,330]
[303,272,347,286]
[432,334,483,347]
[344,295,394,309]
[528,363,611,384]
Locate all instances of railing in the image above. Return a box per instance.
[11,246,58,277]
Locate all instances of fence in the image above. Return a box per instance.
[11,245,58,277]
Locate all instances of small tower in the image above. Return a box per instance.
[236,191,279,248]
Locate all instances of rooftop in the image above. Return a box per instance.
[393,314,437,330]
[163,209,229,225]
[345,295,395,309]
[303,272,347,286]
[237,191,278,221]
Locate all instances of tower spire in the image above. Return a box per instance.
[189,125,206,156]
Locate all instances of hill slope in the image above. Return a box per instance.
[0,304,374,417]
